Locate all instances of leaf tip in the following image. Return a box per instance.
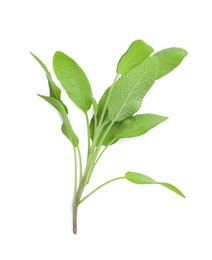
[30,52,37,59]
[163,116,169,121]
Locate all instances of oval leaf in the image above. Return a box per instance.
[117,39,154,75]
[38,95,79,147]
[115,114,168,139]
[53,51,92,113]
[153,48,187,79]
[125,172,185,198]
[108,56,158,122]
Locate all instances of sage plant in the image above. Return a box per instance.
[31,39,187,234]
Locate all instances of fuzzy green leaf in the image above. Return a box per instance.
[95,114,167,146]
[38,95,79,147]
[117,40,154,75]
[53,51,92,113]
[108,56,158,122]
[115,114,168,139]
[125,172,185,198]
[30,53,68,112]
[153,48,187,79]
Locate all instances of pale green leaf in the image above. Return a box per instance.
[91,96,98,116]
[53,51,92,113]
[30,52,68,112]
[115,114,168,139]
[153,48,187,79]
[89,97,98,141]
[117,40,154,74]
[97,86,110,120]
[38,95,79,147]
[89,117,95,140]
[61,123,72,142]
[125,172,185,198]
[108,56,158,122]
[89,87,110,140]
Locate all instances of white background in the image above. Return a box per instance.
[0,0,211,259]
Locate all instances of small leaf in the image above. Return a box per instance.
[91,96,98,116]
[96,86,110,121]
[89,97,98,140]
[89,117,95,141]
[125,172,185,198]
[92,114,167,146]
[153,48,187,79]
[38,95,79,147]
[61,123,72,142]
[30,52,68,112]
[89,88,110,141]
[108,56,158,122]
[115,114,168,139]
[53,51,92,113]
[117,40,154,74]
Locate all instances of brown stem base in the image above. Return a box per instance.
[73,206,78,234]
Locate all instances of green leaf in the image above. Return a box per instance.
[91,96,98,116]
[89,117,95,140]
[125,172,185,198]
[89,97,98,141]
[38,95,79,147]
[108,56,158,122]
[89,88,110,141]
[89,87,120,145]
[53,51,92,113]
[96,113,167,146]
[117,40,154,75]
[96,86,110,121]
[100,122,121,146]
[30,52,68,112]
[61,123,71,142]
[89,117,119,146]
[153,48,187,79]
[115,114,168,139]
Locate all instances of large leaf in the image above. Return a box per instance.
[153,48,187,79]
[108,56,158,122]
[117,40,154,75]
[38,95,79,147]
[115,114,168,139]
[125,172,185,198]
[31,53,68,112]
[94,113,167,146]
[53,51,92,113]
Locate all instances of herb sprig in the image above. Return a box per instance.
[31,39,187,234]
